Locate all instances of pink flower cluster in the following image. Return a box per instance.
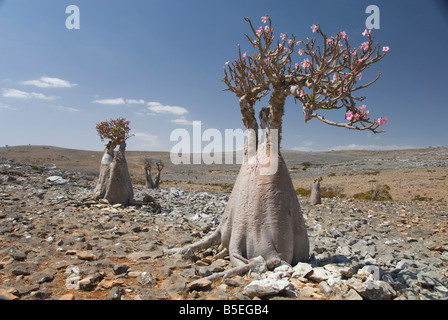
[346,105,371,122]
[95,117,134,144]
[345,105,388,126]
[377,117,388,125]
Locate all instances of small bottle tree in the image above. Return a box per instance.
[166,16,389,271]
[92,117,135,205]
[143,158,164,189]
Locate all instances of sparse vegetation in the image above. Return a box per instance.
[31,165,43,172]
[363,170,380,176]
[296,185,344,198]
[413,195,433,201]
[207,182,234,190]
[354,184,393,201]
[321,186,345,198]
[296,187,311,196]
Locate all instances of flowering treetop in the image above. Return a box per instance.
[95,117,134,148]
[223,15,389,138]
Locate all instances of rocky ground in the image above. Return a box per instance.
[0,152,447,300]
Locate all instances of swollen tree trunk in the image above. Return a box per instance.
[93,141,133,205]
[165,126,309,269]
[220,136,309,268]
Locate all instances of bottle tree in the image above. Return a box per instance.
[166,16,389,271]
[92,117,135,205]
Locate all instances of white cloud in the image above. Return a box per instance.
[291,142,420,152]
[0,103,17,110]
[92,98,146,106]
[127,99,145,105]
[329,144,419,151]
[93,98,126,105]
[2,88,57,100]
[147,101,188,115]
[56,105,79,112]
[170,117,193,125]
[132,132,159,150]
[21,76,77,88]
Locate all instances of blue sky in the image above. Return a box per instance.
[0,0,447,152]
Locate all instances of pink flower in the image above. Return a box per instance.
[301,58,311,68]
[298,48,305,55]
[353,113,361,121]
[339,31,347,39]
[382,46,390,52]
[357,57,365,64]
[362,29,371,37]
[280,33,286,40]
[256,26,264,35]
[264,26,270,33]
[261,15,269,23]
[225,61,230,66]
[357,72,362,80]
[296,41,303,45]
[351,48,357,56]
[326,38,334,46]
[299,90,306,98]
[332,74,340,82]
[377,117,388,125]
[311,24,319,33]
[346,111,353,120]
[288,39,293,44]
[361,41,369,50]
[294,63,299,70]
[243,52,248,58]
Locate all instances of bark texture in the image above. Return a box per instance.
[93,142,133,205]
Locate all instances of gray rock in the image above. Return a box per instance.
[107,287,124,300]
[250,256,268,274]
[29,269,55,284]
[137,271,156,286]
[243,278,290,298]
[46,176,68,185]
[127,251,152,261]
[9,262,38,276]
[307,267,330,282]
[273,264,294,278]
[349,279,397,300]
[9,247,27,261]
[187,278,212,291]
[113,264,129,275]
[0,289,19,300]
[292,262,313,278]
[78,273,104,291]
[31,288,52,300]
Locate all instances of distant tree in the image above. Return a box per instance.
[144,158,164,189]
[166,16,389,272]
[310,177,322,205]
[92,117,135,205]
